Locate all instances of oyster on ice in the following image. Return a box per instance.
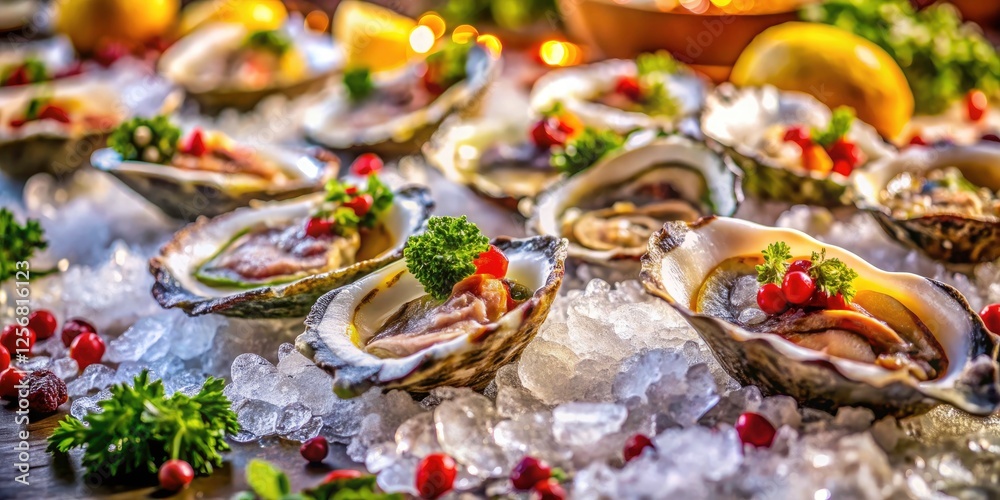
[159,23,343,112]
[150,177,433,318]
[641,216,1000,416]
[702,84,894,206]
[854,144,1000,265]
[297,234,567,396]
[303,41,501,154]
[529,134,741,262]
[92,116,338,221]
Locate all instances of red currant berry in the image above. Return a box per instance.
[782,126,811,147]
[351,153,383,176]
[826,293,850,310]
[344,194,374,217]
[61,318,96,348]
[735,412,776,448]
[180,128,207,157]
[158,459,195,491]
[782,271,816,305]
[966,89,988,122]
[614,75,642,102]
[979,303,1000,334]
[831,160,852,177]
[827,138,861,167]
[415,453,457,499]
[473,244,509,278]
[0,346,8,371]
[982,133,1000,143]
[533,478,567,500]
[530,118,568,148]
[511,456,552,491]
[623,433,655,462]
[27,310,57,340]
[908,134,926,146]
[300,436,329,463]
[305,217,334,238]
[1,325,35,356]
[0,367,25,399]
[70,332,105,370]
[756,283,788,315]
[788,259,811,274]
[323,469,363,483]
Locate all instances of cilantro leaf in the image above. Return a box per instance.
[811,106,855,148]
[404,215,490,300]
[550,127,624,176]
[0,208,47,283]
[108,115,181,163]
[47,370,239,477]
[244,30,292,55]
[755,242,792,286]
[343,68,375,103]
[809,248,859,302]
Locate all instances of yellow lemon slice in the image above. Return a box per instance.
[178,0,288,37]
[55,0,179,53]
[333,0,416,72]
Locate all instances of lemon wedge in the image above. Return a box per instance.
[55,0,179,53]
[333,0,417,72]
[178,0,287,36]
[731,22,913,139]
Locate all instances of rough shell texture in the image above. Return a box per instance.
[702,84,895,206]
[91,144,338,221]
[303,44,501,154]
[529,134,742,263]
[854,145,1000,265]
[150,186,434,318]
[296,235,568,397]
[529,58,708,134]
[159,23,343,113]
[640,216,1000,417]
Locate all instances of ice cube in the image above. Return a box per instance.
[276,402,312,435]
[434,392,505,477]
[729,275,760,309]
[283,416,323,442]
[395,412,441,458]
[235,399,280,437]
[50,357,79,380]
[67,363,116,397]
[376,456,419,495]
[552,402,627,448]
[106,313,171,363]
[170,313,224,360]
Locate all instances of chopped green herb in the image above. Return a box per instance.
[636,50,680,77]
[404,215,490,300]
[47,370,239,477]
[2,58,48,85]
[550,127,624,176]
[811,106,855,148]
[642,80,680,117]
[755,241,792,286]
[238,459,402,500]
[809,248,859,302]
[244,29,292,55]
[23,96,47,121]
[316,175,394,235]
[343,67,375,103]
[0,208,47,283]
[108,115,181,163]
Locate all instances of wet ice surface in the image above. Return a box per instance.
[4,162,1000,498]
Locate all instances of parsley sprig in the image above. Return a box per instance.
[343,67,375,103]
[244,30,293,55]
[636,50,680,77]
[404,215,490,300]
[424,40,472,90]
[47,371,239,477]
[0,208,47,283]
[108,115,181,163]
[808,248,859,302]
[550,127,624,176]
[636,51,681,117]
[811,106,855,148]
[235,459,402,500]
[755,242,792,286]
[316,175,394,235]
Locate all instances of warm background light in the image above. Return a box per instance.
[476,34,502,56]
[418,12,446,39]
[539,40,581,67]
[452,24,478,44]
[304,10,329,32]
[409,25,436,53]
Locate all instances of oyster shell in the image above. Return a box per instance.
[296,235,567,396]
[92,134,338,221]
[701,84,895,206]
[150,186,433,318]
[853,144,1000,265]
[528,58,708,134]
[159,23,343,112]
[303,43,501,154]
[529,134,741,262]
[640,216,1000,416]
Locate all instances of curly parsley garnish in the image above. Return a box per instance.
[808,248,859,302]
[636,51,681,117]
[343,67,375,103]
[636,50,680,77]
[0,208,47,283]
[244,29,292,55]
[755,242,792,286]
[550,127,624,176]
[811,106,855,148]
[108,115,181,163]
[47,370,239,477]
[404,215,490,300]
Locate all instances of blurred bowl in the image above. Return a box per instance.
[559,0,813,81]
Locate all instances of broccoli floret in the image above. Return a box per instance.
[108,115,181,163]
[403,216,490,300]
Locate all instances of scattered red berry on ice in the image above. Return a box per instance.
[158,459,195,491]
[300,436,329,463]
[735,412,776,448]
[415,453,457,499]
[979,303,1000,334]
[1,324,35,356]
[69,332,105,370]
[781,271,816,305]
[28,310,57,340]
[344,194,374,217]
[0,345,8,371]
[966,89,988,122]
[322,469,363,483]
[533,478,567,500]
[0,367,25,399]
[622,433,655,462]
[305,217,334,238]
[61,318,96,348]
[511,456,552,491]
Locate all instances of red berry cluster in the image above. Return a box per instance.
[306,154,384,238]
[756,260,848,316]
[782,126,862,177]
[511,456,565,499]
[531,115,577,149]
[614,75,643,102]
[10,102,72,128]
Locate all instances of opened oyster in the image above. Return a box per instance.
[92,116,337,221]
[159,23,343,112]
[297,228,567,396]
[900,97,1000,147]
[150,178,433,318]
[304,41,501,154]
[854,144,1000,265]
[0,37,82,95]
[641,216,1000,416]
[529,52,708,134]
[529,135,740,262]
[702,84,895,206]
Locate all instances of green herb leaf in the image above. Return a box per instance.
[343,68,375,103]
[811,106,855,148]
[424,40,472,91]
[755,242,792,286]
[47,370,239,477]
[550,127,624,176]
[316,175,394,235]
[2,58,48,85]
[636,50,680,77]
[246,459,292,500]
[0,208,47,283]
[404,215,490,300]
[244,30,292,55]
[809,248,859,302]
[108,115,181,163]
[641,80,680,117]
[304,474,404,500]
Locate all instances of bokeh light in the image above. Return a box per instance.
[304,10,329,32]
[418,12,446,39]
[539,40,581,67]
[477,34,502,57]
[452,24,479,44]
[409,25,436,54]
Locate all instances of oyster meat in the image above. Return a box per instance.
[854,144,1000,264]
[641,216,1000,416]
[530,134,741,262]
[297,235,567,396]
[150,179,433,318]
